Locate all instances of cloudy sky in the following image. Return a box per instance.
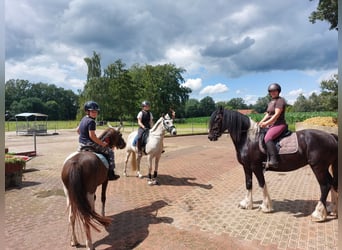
[5,0,337,104]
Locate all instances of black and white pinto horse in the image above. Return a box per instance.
[124,114,177,185]
[208,107,338,221]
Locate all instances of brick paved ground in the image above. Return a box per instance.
[5,130,338,250]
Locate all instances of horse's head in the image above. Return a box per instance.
[162,114,177,136]
[100,127,126,149]
[208,107,224,141]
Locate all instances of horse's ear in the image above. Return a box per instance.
[117,124,123,131]
[107,122,114,128]
[164,113,170,120]
[218,106,224,114]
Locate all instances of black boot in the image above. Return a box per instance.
[108,169,120,180]
[265,141,279,168]
[137,139,143,157]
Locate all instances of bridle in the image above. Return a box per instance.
[163,117,176,134]
[210,111,223,138]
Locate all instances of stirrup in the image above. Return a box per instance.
[263,161,278,169]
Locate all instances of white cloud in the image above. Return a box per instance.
[183,78,202,91]
[200,83,229,95]
[288,88,304,96]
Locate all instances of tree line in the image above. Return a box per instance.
[5,52,337,121]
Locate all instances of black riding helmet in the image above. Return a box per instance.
[141,100,150,107]
[268,83,281,93]
[84,101,100,112]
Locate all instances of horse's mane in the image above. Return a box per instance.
[150,117,163,133]
[99,128,116,148]
[222,109,251,143]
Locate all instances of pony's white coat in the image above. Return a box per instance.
[124,115,176,184]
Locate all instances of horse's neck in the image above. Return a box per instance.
[247,119,259,141]
[150,119,164,136]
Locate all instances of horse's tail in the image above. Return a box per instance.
[63,160,112,232]
[131,151,137,171]
[330,133,338,192]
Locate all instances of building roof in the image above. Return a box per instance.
[15,113,48,118]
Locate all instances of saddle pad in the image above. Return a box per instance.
[95,153,109,169]
[278,133,298,154]
[65,152,109,168]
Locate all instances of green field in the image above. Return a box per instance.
[5,111,337,135]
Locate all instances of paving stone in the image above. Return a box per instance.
[5,131,338,250]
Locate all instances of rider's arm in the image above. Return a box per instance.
[89,130,107,147]
[260,108,283,127]
[138,117,146,129]
[259,112,271,124]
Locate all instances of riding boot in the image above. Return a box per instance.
[265,141,279,168]
[108,156,120,181]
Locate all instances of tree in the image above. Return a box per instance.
[104,59,137,120]
[319,74,338,111]
[6,79,79,120]
[84,51,102,81]
[199,96,216,116]
[292,94,312,112]
[130,63,191,118]
[253,95,271,113]
[185,99,200,117]
[309,0,338,30]
[227,97,248,110]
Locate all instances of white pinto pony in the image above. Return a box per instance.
[124,114,177,185]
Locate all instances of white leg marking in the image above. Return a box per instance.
[238,189,253,209]
[311,201,327,222]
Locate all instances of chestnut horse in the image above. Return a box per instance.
[61,127,126,250]
[208,107,338,222]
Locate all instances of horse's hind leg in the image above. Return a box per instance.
[84,222,94,250]
[123,151,131,176]
[136,153,143,178]
[63,185,80,247]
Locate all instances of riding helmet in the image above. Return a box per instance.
[84,101,100,111]
[268,83,281,93]
[141,100,150,107]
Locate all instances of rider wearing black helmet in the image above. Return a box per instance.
[259,83,287,168]
[136,101,154,157]
[77,101,119,180]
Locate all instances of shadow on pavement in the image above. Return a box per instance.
[95,200,173,250]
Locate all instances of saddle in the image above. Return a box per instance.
[259,127,298,155]
[79,146,109,168]
[133,129,149,148]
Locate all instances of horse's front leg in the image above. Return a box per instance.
[101,181,108,216]
[311,169,331,222]
[148,154,160,185]
[254,166,273,212]
[147,155,154,185]
[238,165,253,210]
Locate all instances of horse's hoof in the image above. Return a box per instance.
[311,201,327,222]
[258,204,273,213]
[147,179,158,185]
[238,200,252,210]
[71,241,80,247]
